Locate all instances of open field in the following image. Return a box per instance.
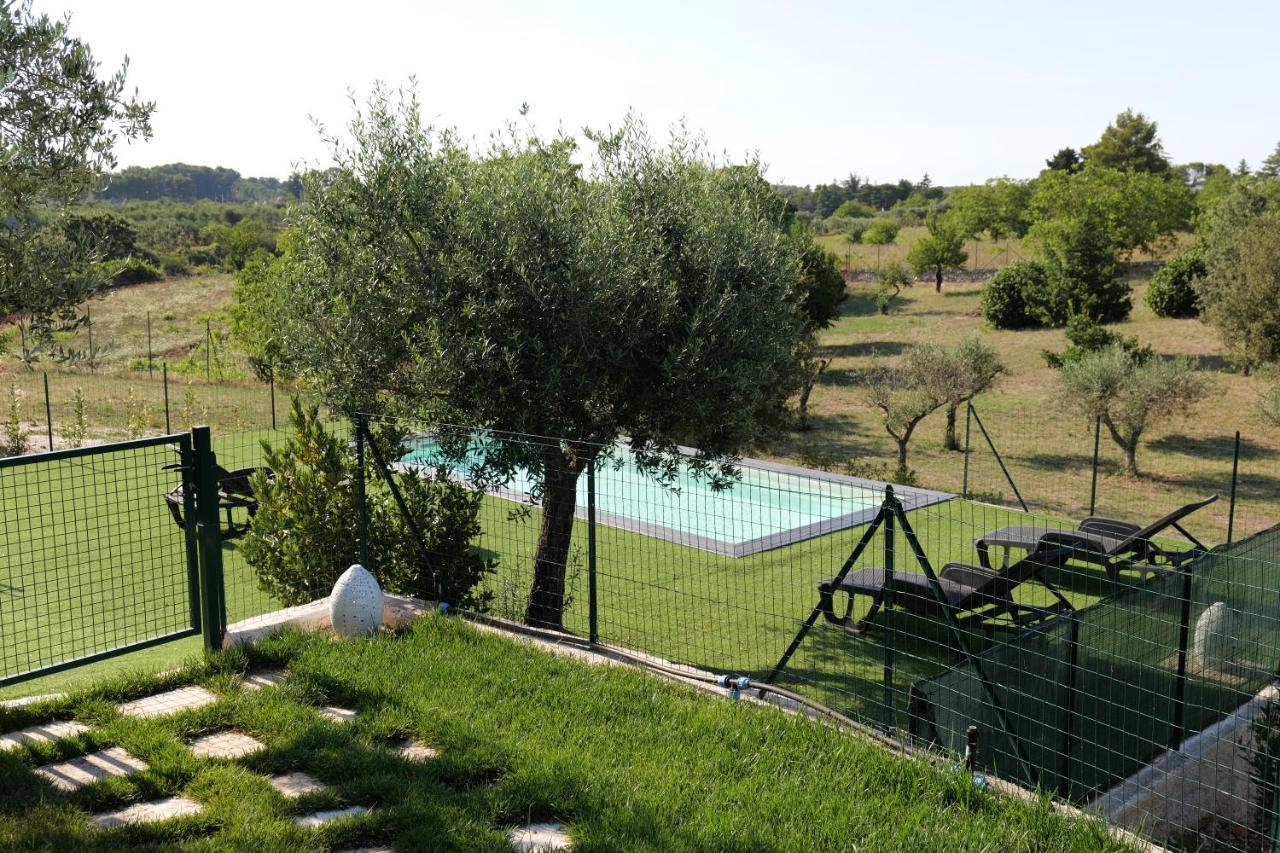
[778,274,1279,545]
[0,619,1130,852]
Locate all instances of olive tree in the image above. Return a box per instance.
[1059,346,1207,476]
[0,2,152,344]
[253,91,809,629]
[794,234,847,431]
[930,335,1004,451]
[866,343,949,474]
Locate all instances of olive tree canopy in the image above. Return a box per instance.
[251,90,809,628]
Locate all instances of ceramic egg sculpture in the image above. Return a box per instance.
[330,564,383,637]
[1192,600,1241,674]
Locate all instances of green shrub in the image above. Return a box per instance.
[241,400,494,609]
[106,256,164,285]
[1145,247,1205,318]
[1042,314,1152,368]
[844,218,875,243]
[834,199,876,219]
[875,263,913,314]
[1040,213,1130,324]
[158,252,191,276]
[981,260,1047,329]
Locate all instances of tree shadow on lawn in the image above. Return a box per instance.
[1016,451,1096,472]
[821,340,912,360]
[1147,433,1277,461]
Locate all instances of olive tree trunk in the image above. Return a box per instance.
[944,404,959,451]
[1102,416,1141,477]
[525,443,594,630]
[934,264,944,293]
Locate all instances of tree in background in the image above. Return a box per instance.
[1039,211,1129,323]
[874,262,913,314]
[927,335,1004,451]
[1197,181,1280,373]
[907,212,968,292]
[866,343,948,475]
[1260,142,1280,178]
[1145,246,1206,318]
[1081,109,1172,177]
[949,178,1032,242]
[0,1,152,347]
[861,218,900,267]
[1045,147,1084,174]
[1059,346,1206,476]
[794,232,848,431]
[250,90,809,629]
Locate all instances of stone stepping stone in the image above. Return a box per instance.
[0,692,65,709]
[395,738,438,762]
[189,730,264,760]
[91,795,202,828]
[0,720,88,752]
[510,823,572,852]
[118,686,218,719]
[318,706,357,724]
[293,805,371,827]
[268,771,327,799]
[241,670,287,691]
[35,746,148,792]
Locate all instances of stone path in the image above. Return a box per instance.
[0,720,87,752]
[294,805,372,827]
[34,746,148,792]
[269,770,328,798]
[91,796,203,828]
[396,738,438,762]
[118,686,218,719]
[319,706,357,724]
[189,730,264,760]
[510,822,572,852]
[241,669,287,691]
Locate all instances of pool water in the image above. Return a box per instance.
[400,438,951,557]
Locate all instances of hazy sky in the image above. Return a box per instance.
[37,1,1280,186]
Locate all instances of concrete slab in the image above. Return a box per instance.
[241,670,287,691]
[0,720,88,752]
[35,746,148,792]
[0,693,65,709]
[294,805,371,827]
[396,738,438,762]
[510,822,572,852]
[91,795,202,828]
[118,686,218,719]
[268,771,327,799]
[189,730,264,760]
[318,706,357,724]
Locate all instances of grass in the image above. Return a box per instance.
[781,274,1280,545]
[0,618,1135,851]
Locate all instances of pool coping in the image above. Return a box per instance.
[401,443,953,558]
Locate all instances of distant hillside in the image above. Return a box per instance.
[92,163,293,204]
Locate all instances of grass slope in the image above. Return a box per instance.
[0,618,1134,852]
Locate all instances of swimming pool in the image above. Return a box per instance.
[400,438,953,557]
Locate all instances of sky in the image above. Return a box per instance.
[36,0,1280,187]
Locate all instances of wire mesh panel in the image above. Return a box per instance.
[0,436,198,685]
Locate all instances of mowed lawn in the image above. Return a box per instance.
[0,618,1135,852]
[774,274,1277,546]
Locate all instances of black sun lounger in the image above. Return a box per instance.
[817,553,1073,634]
[164,463,270,540]
[972,495,1217,583]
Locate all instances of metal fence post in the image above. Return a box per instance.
[205,319,212,380]
[962,403,972,498]
[882,485,896,731]
[1057,612,1081,797]
[354,415,369,569]
[163,363,171,433]
[1170,562,1195,748]
[1228,430,1240,545]
[178,432,201,634]
[269,366,277,431]
[1089,416,1101,516]
[588,456,598,644]
[42,371,53,450]
[192,425,226,650]
[146,311,153,377]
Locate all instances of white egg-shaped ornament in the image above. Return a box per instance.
[329,564,383,638]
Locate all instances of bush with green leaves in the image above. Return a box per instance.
[980,260,1047,329]
[241,400,494,609]
[834,199,876,219]
[862,219,900,246]
[844,217,875,244]
[1145,247,1205,318]
[875,263,913,314]
[1042,314,1152,368]
[105,256,163,285]
[1040,212,1130,324]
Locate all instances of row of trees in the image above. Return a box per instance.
[91,163,291,203]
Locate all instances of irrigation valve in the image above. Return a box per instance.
[718,675,751,700]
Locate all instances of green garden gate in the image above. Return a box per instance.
[0,426,226,688]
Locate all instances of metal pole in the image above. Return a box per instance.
[269,367,277,431]
[1058,612,1081,798]
[42,371,53,450]
[970,405,1028,512]
[354,415,369,569]
[146,311,153,377]
[1089,416,1101,516]
[193,425,226,651]
[962,403,973,497]
[86,309,94,373]
[882,485,896,731]
[1170,563,1195,748]
[205,320,211,381]
[1227,430,1240,545]
[588,456,598,644]
[163,363,171,433]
